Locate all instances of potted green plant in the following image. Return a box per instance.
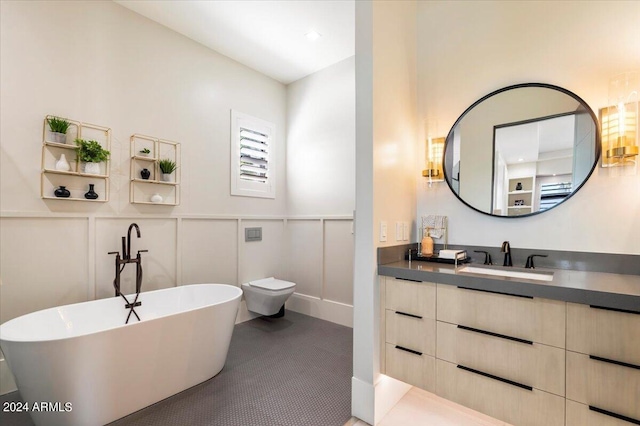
[139,148,151,157]
[47,116,71,144]
[158,158,177,182]
[75,138,110,175]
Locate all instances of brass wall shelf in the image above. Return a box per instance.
[129,134,181,206]
[40,115,111,202]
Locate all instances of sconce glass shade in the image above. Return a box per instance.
[601,71,639,171]
[422,136,445,182]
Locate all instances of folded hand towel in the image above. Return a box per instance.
[438,249,466,260]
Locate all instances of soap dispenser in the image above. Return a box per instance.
[421,227,434,257]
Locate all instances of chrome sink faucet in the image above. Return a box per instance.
[501,241,512,267]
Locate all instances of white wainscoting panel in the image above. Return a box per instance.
[0,217,88,323]
[285,220,323,298]
[324,219,354,306]
[181,219,238,286]
[95,218,177,299]
[239,220,284,284]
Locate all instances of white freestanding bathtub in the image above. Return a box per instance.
[0,284,242,426]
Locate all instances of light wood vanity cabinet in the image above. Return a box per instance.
[382,277,639,426]
[383,277,436,392]
[436,321,565,396]
[565,303,640,426]
[436,359,565,426]
[436,284,566,348]
[566,302,640,364]
[435,285,566,426]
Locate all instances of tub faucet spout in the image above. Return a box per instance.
[126,223,141,260]
[501,241,512,267]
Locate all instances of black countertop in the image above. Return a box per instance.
[378,260,640,312]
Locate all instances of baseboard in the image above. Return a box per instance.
[286,293,353,328]
[0,357,17,396]
[351,376,375,425]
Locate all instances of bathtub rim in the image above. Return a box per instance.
[0,283,242,344]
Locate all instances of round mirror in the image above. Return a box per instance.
[444,83,601,217]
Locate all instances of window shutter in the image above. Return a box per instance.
[231,111,276,198]
[239,128,269,183]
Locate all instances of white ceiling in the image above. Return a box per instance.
[115,0,355,85]
[495,115,576,165]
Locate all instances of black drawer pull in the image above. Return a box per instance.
[395,277,422,283]
[395,345,422,356]
[589,406,640,425]
[395,311,423,320]
[457,325,533,345]
[457,286,533,299]
[589,355,640,371]
[590,305,640,315]
[457,365,532,391]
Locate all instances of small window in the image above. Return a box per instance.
[230,110,276,199]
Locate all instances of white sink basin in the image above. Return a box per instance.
[457,265,554,282]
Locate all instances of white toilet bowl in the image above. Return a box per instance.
[241,277,296,316]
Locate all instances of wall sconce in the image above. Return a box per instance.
[422,136,444,186]
[600,71,638,173]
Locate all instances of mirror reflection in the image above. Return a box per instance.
[444,84,600,217]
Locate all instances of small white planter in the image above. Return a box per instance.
[139,152,151,157]
[83,162,101,175]
[161,173,174,182]
[50,132,67,144]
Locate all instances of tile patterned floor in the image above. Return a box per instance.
[0,311,353,426]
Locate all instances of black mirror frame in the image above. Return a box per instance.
[443,82,601,219]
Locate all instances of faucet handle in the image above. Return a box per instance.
[474,250,493,265]
[525,254,548,269]
[108,251,119,255]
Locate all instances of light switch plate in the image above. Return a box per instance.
[380,221,387,242]
[396,222,403,241]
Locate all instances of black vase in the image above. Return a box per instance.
[140,168,151,180]
[54,186,70,198]
[515,182,523,191]
[84,184,99,200]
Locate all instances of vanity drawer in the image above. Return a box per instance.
[567,302,640,365]
[385,310,435,356]
[436,284,566,348]
[566,400,637,426]
[385,278,435,319]
[436,359,564,426]
[566,351,640,423]
[436,321,565,396]
[385,343,435,392]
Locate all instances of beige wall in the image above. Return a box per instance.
[417,0,640,254]
[285,57,356,325]
[0,0,355,394]
[353,1,418,424]
[287,57,356,216]
[0,0,355,320]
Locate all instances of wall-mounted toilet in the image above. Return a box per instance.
[242,277,296,317]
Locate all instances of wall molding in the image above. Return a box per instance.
[1,213,354,396]
[1,213,354,320]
